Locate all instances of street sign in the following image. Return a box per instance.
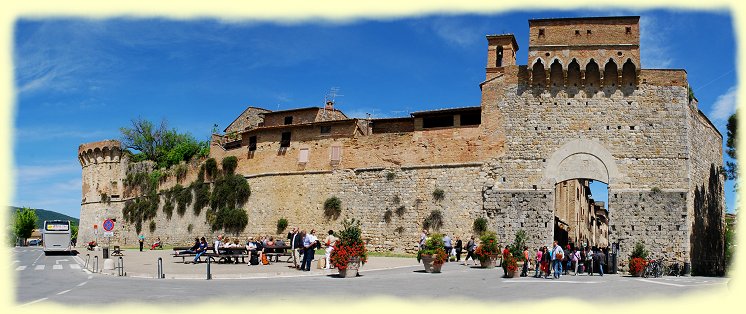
[103,231,114,237]
[103,219,115,232]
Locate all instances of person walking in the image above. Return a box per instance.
[588,247,596,276]
[454,236,463,262]
[551,241,564,279]
[572,248,581,275]
[597,248,606,276]
[138,234,144,252]
[464,236,477,266]
[541,246,551,278]
[288,228,302,269]
[501,245,510,277]
[443,234,453,262]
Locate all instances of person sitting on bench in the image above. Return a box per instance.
[150,237,162,250]
[175,238,200,255]
[192,237,208,264]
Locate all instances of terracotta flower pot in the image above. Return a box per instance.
[421,254,443,273]
[338,257,361,278]
[480,256,498,269]
[505,269,517,278]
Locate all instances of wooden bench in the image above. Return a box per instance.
[263,246,293,263]
[172,246,214,263]
[203,247,249,264]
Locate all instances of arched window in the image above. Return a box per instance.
[550,59,563,87]
[567,59,581,87]
[604,59,618,87]
[622,59,637,87]
[496,46,504,67]
[585,59,600,87]
[532,60,546,87]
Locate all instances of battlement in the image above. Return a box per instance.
[78,140,123,167]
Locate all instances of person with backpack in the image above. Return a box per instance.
[464,235,477,266]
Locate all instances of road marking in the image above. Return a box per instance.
[77,282,87,287]
[638,278,686,287]
[20,298,48,307]
[69,264,81,269]
[35,265,45,270]
[12,260,20,264]
[16,266,27,271]
[57,289,71,295]
[53,265,63,270]
[504,280,599,284]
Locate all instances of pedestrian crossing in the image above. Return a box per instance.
[15,263,83,272]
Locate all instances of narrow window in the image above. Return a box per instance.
[298,148,309,163]
[320,126,331,134]
[587,30,592,35]
[331,146,341,164]
[496,46,503,67]
[248,136,257,151]
[575,30,580,36]
[538,28,545,37]
[280,132,291,148]
[625,27,632,34]
[284,116,293,125]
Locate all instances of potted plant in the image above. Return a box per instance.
[504,254,519,278]
[628,241,649,277]
[417,233,447,273]
[507,230,527,273]
[474,232,499,268]
[330,218,368,278]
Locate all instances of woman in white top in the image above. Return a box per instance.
[324,230,337,269]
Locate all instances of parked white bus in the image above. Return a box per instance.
[42,220,71,255]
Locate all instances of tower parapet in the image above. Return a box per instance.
[78,140,123,167]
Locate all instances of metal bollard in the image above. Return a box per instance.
[206,256,212,280]
[84,254,90,269]
[117,257,125,276]
[93,256,99,273]
[157,257,164,279]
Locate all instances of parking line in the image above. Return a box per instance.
[19,298,47,307]
[57,289,71,295]
[16,266,27,271]
[53,265,63,270]
[35,265,45,270]
[637,278,686,287]
[70,264,81,269]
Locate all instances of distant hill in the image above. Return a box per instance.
[9,206,79,229]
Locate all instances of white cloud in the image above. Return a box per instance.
[710,86,738,121]
[14,163,80,183]
[640,16,673,69]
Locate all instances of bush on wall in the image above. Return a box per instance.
[323,196,342,220]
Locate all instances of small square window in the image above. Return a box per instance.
[625,27,632,34]
[538,28,545,37]
[248,136,257,151]
[298,148,309,163]
[575,30,580,36]
[331,146,341,164]
[587,30,592,35]
[284,116,293,125]
[320,126,331,134]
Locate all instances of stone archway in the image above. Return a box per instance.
[544,139,621,251]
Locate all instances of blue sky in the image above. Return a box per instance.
[12,9,737,219]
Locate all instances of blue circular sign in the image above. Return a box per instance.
[103,219,114,232]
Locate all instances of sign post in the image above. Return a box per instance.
[93,224,98,245]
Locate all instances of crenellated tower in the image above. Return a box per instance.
[78,140,128,245]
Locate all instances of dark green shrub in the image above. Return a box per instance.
[473,217,488,235]
[423,210,443,231]
[509,230,527,258]
[631,241,649,259]
[210,174,250,211]
[174,164,188,183]
[383,209,393,223]
[197,164,206,182]
[222,156,238,175]
[187,223,194,233]
[162,198,174,219]
[386,172,396,181]
[149,220,156,233]
[192,182,211,216]
[395,205,406,217]
[323,196,342,220]
[205,158,218,180]
[277,218,289,234]
[432,188,445,201]
[211,207,248,235]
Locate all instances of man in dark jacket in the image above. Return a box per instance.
[596,249,606,276]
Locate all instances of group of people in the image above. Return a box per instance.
[172,227,338,271]
[419,230,609,278]
[531,242,607,278]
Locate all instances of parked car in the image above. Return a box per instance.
[28,239,41,246]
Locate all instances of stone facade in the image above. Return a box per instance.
[77,16,725,274]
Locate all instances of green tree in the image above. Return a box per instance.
[14,207,37,245]
[726,113,737,181]
[120,117,208,169]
